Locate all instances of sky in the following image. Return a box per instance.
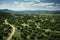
[0,0,60,11]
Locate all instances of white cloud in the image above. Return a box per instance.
[56,4,60,6]
[33,3,54,6]
[34,0,40,2]
[20,2,33,5]
[25,0,40,2]
[0,1,60,11]
[13,2,19,4]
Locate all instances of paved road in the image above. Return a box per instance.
[4,19,15,40]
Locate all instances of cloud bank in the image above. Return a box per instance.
[0,0,60,11]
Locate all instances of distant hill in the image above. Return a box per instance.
[0,9,60,14]
[0,9,12,12]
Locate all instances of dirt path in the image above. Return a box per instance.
[4,19,15,40]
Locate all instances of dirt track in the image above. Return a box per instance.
[4,19,15,40]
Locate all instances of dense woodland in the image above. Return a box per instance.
[0,12,60,40]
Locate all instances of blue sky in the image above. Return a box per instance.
[0,0,60,11]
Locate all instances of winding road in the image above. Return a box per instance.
[4,19,15,40]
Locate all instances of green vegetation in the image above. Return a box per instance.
[0,12,12,40]
[0,12,60,40]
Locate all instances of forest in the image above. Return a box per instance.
[0,12,60,40]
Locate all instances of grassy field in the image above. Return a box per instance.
[0,12,60,40]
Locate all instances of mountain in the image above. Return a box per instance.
[0,9,60,14]
[0,9,12,12]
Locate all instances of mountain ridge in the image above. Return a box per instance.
[0,9,60,14]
